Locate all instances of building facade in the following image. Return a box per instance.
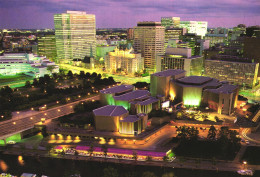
[161,17,180,28]
[204,58,259,88]
[54,11,96,63]
[133,22,165,72]
[105,47,144,75]
[37,35,57,62]
[179,21,208,37]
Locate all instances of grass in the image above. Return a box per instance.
[0,74,33,84]
[242,146,260,165]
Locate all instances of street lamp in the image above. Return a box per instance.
[243,161,247,170]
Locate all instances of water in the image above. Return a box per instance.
[0,153,257,177]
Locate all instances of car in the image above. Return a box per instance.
[7,141,16,144]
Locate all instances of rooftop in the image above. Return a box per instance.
[100,85,134,94]
[206,84,238,94]
[93,105,128,117]
[152,69,185,77]
[177,76,213,85]
[114,90,150,102]
[120,115,140,123]
[132,97,159,106]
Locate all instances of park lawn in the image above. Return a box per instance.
[0,74,33,84]
[174,140,240,160]
[242,146,260,165]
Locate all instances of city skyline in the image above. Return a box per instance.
[0,0,260,29]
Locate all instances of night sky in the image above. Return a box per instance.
[0,0,259,29]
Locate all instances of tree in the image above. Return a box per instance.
[176,126,189,141]
[88,144,94,156]
[47,65,55,73]
[162,172,175,177]
[101,144,108,158]
[103,166,118,177]
[132,151,138,161]
[188,127,199,141]
[207,125,217,140]
[32,78,39,87]
[67,70,73,79]
[79,71,85,79]
[142,171,157,177]
[25,80,31,88]
[163,155,168,162]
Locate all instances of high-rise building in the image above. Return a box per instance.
[161,17,180,28]
[164,28,187,48]
[54,11,96,63]
[127,28,134,40]
[156,47,204,76]
[204,55,259,88]
[105,47,144,75]
[179,21,208,37]
[37,35,57,62]
[133,22,165,72]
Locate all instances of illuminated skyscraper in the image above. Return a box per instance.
[161,17,180,28]
[134,22,165,71]
[179,21,208,37]
[37,35,57,62]
[54,11,96,63]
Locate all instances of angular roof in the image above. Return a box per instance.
[206,84,238,94]
[113,90,150,101]
[120,115,140,122]
[93,105,128,117]
[152,69,185,77]
[100,85,134,94]
[131,97,159,106]
[177,76,213,85]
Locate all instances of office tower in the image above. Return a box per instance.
[156,47,204,76]
[133,22,165,72]
[37,35,57,62]
[180,33,202,56]
[179,21,208,37]
[205,33,228,47]
[161,17,180,28]
[127,28,134,40]
[164,28,187,48]
[204,55,259,88]
[105,47,144,75]
[54,11,96,63]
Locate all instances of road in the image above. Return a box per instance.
[0,95,99,139]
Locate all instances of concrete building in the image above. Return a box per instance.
[105,47,144,75]
[150,69,186,98]
[205,34,228,47]
[156,47,204,76]
[54,11,96,63]
[161,17,180,28]
[96,45,117,62]
[37,35,57,62]
[100,85,159,114]
[0,53,59,77]
[165,28,187,48]
[204,56,259,88]
[93,105,148,135]
[127,28,134,40]
[100,85,134,105]
[133,22,165,72]
[170,75,239,115]
[179,21,208,37]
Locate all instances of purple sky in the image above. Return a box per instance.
[0,0,259,29]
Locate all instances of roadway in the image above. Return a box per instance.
[0,95,99,140]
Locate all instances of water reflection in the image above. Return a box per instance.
[18,155,25,166]
[0,160,8,172]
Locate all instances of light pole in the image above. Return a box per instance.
[243,161,247,170]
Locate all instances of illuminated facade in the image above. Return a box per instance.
[93,105,148,135]
[96,45,116,61]
[205,58,259,88]
[161,17,180,28]
[54,11,96,63]
[156,47,204,76]
[0,53,59,77]
[134,22,165,71]
[105,47,144,74]
[179,21,208,37]
[205,34,228,47]
[150,69,186,98]
[100,85,159,114]
[37,35,57,62]
[165,28,187,48]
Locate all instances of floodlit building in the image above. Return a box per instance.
[179,21,208,37]
[100,85,159,114]
[205,34,228,47]
[105,47,144,75]
[127,28,134,40]
[134,22,165,71]
[54,11,96,63]
[204,56,259,88]
[0,53,59,77]
[164,28,187,48]
[161,17,180,28]
[37,35,57,62]
[93,105,148,135]
[96,45,117,61]
[150,69,186,98]
[156,47,204,76]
